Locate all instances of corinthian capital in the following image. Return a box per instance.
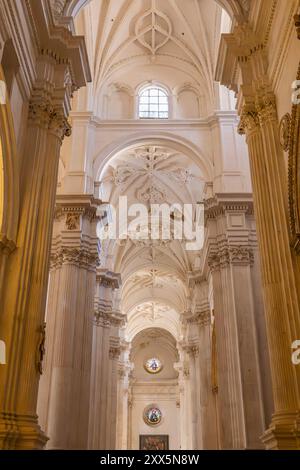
[256,92,278,124]
[238,106,260,135]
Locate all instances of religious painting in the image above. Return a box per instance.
[139,435,169,451]
[144,357,163,374]
[143,405,162,426]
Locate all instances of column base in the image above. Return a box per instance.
[0,413,48,449]
[262,412,300,450]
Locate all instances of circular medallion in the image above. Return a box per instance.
[279,113,291,152]
[143,405,162,426]
[144,357,163,374]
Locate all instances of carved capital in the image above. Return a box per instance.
[185,344,199,358]
[187,310,211,327]
[28,99,71,142]
[229,245,254,266]
[50,247,99,270]
[94,311,111,328]
[256,93,278,124]
[238,107,260,135]
[109,346,121,360]
[208,245,254,270]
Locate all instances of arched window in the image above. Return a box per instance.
[138,86,169,119]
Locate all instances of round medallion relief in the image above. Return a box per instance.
[279,113,291,152]
[144,357,163,374]
[143,405,162,426]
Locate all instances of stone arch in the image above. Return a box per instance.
[94,133,213,182]
[63,0,249,23]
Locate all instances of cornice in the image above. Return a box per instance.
[25,0,91,88]
[54,195,101,221]
[69,112,239,130]
[205,193,254,219]
[96,269,122,290]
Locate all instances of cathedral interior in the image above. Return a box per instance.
[0,0,300,451]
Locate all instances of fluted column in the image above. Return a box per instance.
[239,95,300,449]
[185,344,199,450]
[37,196,100,449]
[88,270,123,450]
[116,347,133,451]
[204,195,270,449]
[174,358,193,450]
[0,85,74,449]
[186,277,218,450]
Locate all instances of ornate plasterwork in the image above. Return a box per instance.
[111,146,194,203]
[50,247,99,270]
[208,245,254,271]
[131,302,171,322]
[129,269,180,290]
[28,99,72,142]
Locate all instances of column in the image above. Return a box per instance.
[174,356,193,450]
[116,344,133,450]
[239,96,300,448]
[0,73,77,450]
[204,194,270,449]
[217,21,300,449]
[88,269,123,450]
[184,343,199,450]
[37,195,100,449]
[186,277,219,450]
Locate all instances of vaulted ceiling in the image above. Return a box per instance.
[73,0,232,112]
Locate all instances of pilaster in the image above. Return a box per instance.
[88,269,124,450]
[37,195,100,450]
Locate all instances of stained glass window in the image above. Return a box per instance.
[139,86,169,119]
[144,357,163,374]
[144,406,162,426]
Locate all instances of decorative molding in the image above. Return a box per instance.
[50,247,99,270]
[288,61,300,254]
[28,99,72,142]
[205,195,254,220]
[208,245,254,270]
[295,13,300,39]
[36,323,46,375]
[186,310,211,327]
[65,213,80,230]
[238,107,260,135]
[279,113,291,152]
[96,270,121,290]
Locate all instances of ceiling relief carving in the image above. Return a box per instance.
[129,269,180,290]
[131,302,172,322]
[134,0,172,56]
[107,145,197,205]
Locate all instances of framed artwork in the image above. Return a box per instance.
[139,435,169,451]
